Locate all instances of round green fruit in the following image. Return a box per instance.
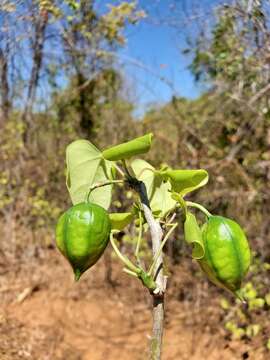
[198,216,251,297]
[56,202,111,281]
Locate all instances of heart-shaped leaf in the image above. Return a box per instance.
[131,159,176,217]
[102,133,153,161]
[163,169,208,196]
[109,212,134,231]
[184,212,205,259]
[66,140,112,209]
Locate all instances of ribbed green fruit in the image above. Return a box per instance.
[198,216,251,297]
[56,202,111,281]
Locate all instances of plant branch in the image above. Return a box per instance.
[127,176,165,360]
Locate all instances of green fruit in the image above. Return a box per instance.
[56,202,111,281]
[198,216,251,297]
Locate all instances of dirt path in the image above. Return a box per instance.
[0,250,267,360]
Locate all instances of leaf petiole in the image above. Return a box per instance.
[122,159,134,179]
[86,180,124,202]
[114,163,125,177]
[186,201,212,218]
[123,268,139,278]
[147,223,178,277]
[110,233,140,274]
[135,209,143,264]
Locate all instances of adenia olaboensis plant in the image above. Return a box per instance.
[56,133,251,360]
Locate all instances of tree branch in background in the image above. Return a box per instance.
[23,7,48,142]
[0,48,10,126]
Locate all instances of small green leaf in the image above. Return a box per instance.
[265,293,270,306]
[163,169,208,196]
[242,282,257,300]
[225,321,245,339]
[263,262,270,270]
[66,140,112,209]
[109,212,133,231]
[184,212,205,259]
[131,159,176,217]
[248,298,265,310]
[102,133,153,161]
[246,324,261,338]
[220,298,230,310]
[266,339,270,351]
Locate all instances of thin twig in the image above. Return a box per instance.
[135,209,143,264]
[248,83,270,106]
[148,223,177,277]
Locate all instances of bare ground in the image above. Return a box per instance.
[0,247,267,360]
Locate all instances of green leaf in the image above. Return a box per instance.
[220,298,230,310]
[102,133,153,161]
[246,324,261,338]
[109,212,133,231]
[131,159,176,217]
[184,212,205,259]
[163,169,208,196]
[265,293,270,306]
[248,298,265,311]
[66,140,112,209]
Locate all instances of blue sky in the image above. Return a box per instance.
[109,0,226,116]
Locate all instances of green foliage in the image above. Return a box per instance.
[59,131,252,302]
[131,159,176,217]
[66,139,113,209]
[102,133,153,161]
[163,169,208,196]
[184,212,204,259]
[220,255,270,347]
[109,212,133,231]
[101,2,146,44]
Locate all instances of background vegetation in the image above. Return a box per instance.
[1,0,270,359]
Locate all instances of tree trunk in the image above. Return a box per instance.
[0,48,10,126]
[23,9,48,143]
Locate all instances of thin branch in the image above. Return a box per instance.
[135,209,143,264]
[128,178,165,360]
[248,83,270,106]
[148,223,177,277]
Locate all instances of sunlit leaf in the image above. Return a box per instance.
[109,212,133,230]
[102,133,153,161]
[66,140,112,209]
[163,169,208,196]
[131,159,176,217]
[184,212,205,259]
